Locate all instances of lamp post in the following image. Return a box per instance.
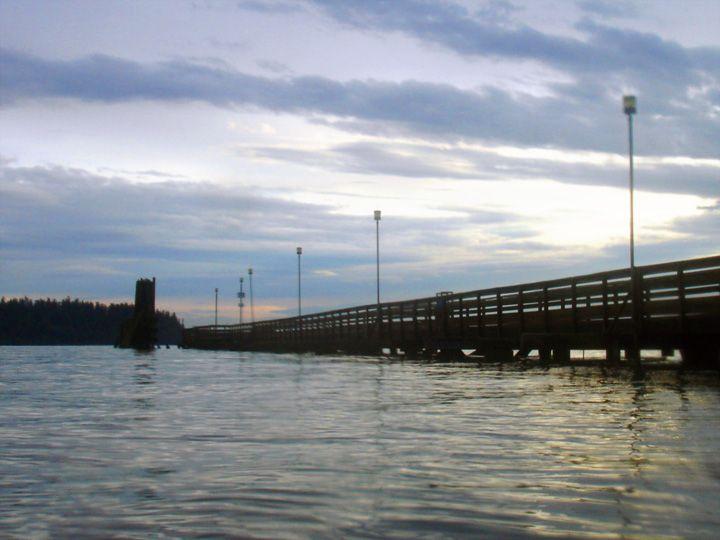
[297,247,302,318]
[248,268,255,323]
[623,95,637,269]
[214,287,218,327]
[374,210,381,306]
[623,95,641,363]
[237,277,245,325]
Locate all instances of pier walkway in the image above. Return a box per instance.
[182,255,720,368]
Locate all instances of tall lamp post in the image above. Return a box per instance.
[296,247,303,318]
[237,277,245,325]
[623,95,640,362]
[214,287,218,327]
[297,247,303,338]
[248,268,255,323]
[374,210,381,306]
[623,95,637,269]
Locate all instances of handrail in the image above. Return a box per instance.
[184,254,720,350]
[191,254,720,332]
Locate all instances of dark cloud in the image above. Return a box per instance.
[0,160,335,258]
[311,0,587,65]
[473,0,520,24]
[0,158,517,268]
[2,47,718,157]
[309,0,715,77]
[307,0,720,154]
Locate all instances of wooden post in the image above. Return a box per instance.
[543,286,549,332]
[387,305,392,346]
[496,290,503,338]
[571,280,578,333]
[427,300,433,335]
[413,301,419,347]
[602,278,609,332]
[331,313,336,344]
[441,299,449,340]
[632,267,643,338]
[477,294,484,337]
[678,267,686,333]
[377,305,383,341]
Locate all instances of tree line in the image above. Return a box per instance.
[0,297,183,345]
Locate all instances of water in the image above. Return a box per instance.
[1,347,720,538]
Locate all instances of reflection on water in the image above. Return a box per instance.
[1,346,720,538]
[133,356,156,414]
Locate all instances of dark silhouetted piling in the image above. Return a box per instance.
[117,278,157,350]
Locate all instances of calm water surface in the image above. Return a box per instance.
[1,346,720,538]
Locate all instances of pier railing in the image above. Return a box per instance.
[182,255,720,359]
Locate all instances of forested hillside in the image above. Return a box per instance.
[0,297,183,345]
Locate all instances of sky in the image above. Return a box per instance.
[1,0,718,326]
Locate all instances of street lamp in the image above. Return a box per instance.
[237,277,245,324]
[214,287,218,327]
[624,95,641,362]
[248,267,255,323]
[623,95,637,269]
[296,247,303,319]
[374,210,381,306]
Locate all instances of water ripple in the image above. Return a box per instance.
[1,346,720,538]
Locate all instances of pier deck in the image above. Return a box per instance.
[182,255,720,368]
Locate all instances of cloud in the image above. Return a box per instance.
[309,0,715,77]
[236,0,306,14]
[192,0,305,14]
[256,59,292,74]
[576,0,637,19]
[2,158,715,322]
[306,0,720,152]
[0,160,338,258]
[2,47,718,158]
[0,158,527,275]
[242,140,720,196]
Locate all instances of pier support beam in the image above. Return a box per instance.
[552,347,570,364]
[625,346,641,364]
[404,348,420,360]
[606,345,621,364]
[681,347,720,370]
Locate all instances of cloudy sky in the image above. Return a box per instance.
[1,0,718,325]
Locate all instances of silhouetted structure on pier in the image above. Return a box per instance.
[117,278,157,350]
[182,256,720,368]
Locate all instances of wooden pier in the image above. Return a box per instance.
[181,255,720,368]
